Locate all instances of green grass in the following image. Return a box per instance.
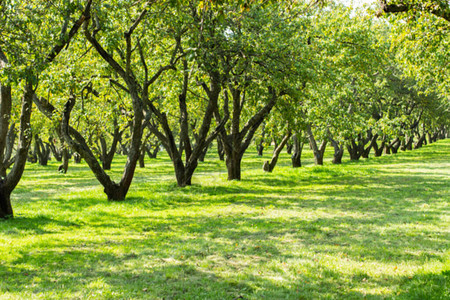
[1,140,449,299]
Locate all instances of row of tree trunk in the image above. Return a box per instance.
[257,124,448,173]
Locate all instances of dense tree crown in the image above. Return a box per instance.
[0,0,448,218]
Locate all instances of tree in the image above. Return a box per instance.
[204,2,312,180]
[0,0,92,218]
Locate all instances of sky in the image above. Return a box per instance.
[338,0,377,8]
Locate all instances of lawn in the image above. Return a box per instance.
[0,139,449,299]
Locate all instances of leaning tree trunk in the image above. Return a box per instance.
[145,142,160,159]
[198,146,208,162]
[306,124,327,165]
[414,133,426,149]
[49,138,63,161]
[0,2,91,218]
[361,134,377,159]
[405,135,414,150]
[256,122,265,157]
[373,140,385,157]
[263,131,291,173]
[391,138,401,154]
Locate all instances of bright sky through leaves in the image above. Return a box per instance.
[339,0,375,8]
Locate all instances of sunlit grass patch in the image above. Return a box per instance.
[0,139,449,299]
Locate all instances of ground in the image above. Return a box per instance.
[0,139,449,299]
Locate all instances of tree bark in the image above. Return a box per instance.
[0,80,34,218]
[414,133,426,149]
[286,141,293,155]
[0,124,15,178]
[263,131,291,172]
[145,66,225,187]
[217,138,225,161]
[256,122,265,157]
[291,133,303,168]
[330,139,344,164]
[391,138,401,154]
[0,2,92,218]
[98,120,122,170]
[58,147,69,174]
[0,182,13,219]
[49,138,63,161]
[35,134,51,166]
[306,124,327,165]
[145,141,160,159]
[198,145,209,162]
[139,144,146,168]
[361,133,377,159]
[346,137,362,161]
[218,87,277,180]
[373,139,385,157]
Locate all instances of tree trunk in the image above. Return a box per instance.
[217,138,225,161]
[35,135,50,166]
[139,144,145,168]
[404,136,413,150]
[73,152,82,163]
[346,138,362,161]
[198,146,208,162]
[0,124,16,177]
[414,134,426,149]
[373,140,385,157]
[0,79,34,219]
[0,183,13,219]
[291,133,303,168]
[145,141,160,159]
[257,141,264,156]
[432,132,438,142]
[49,138,63,161]
[286,141,293,155]
[330,140,344,164]
[307,124,326,165]
[217,87,276,181]
[263,131,291,173]
[226,154,242,180]
[361,134,377,159]
[103,183,127,201]
[391,139,401,154]
[58,147,69,174]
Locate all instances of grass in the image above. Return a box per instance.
[0,139,449,299]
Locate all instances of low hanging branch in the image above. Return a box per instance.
[378,0,450,22]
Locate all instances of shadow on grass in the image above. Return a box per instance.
[1,140,448,299]
[1,231,446,299]
[0,215,83,235]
